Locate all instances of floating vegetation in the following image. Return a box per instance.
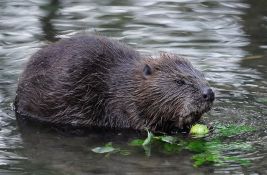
[91,124,255,167]
[142,129,154,146]
[214,123,256,137]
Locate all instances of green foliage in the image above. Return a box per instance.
[183,124,255,167]
[162,143,182,154]
[186,139,211,153]
[192,152,251,167]
[142,129,154,146]
[91,123,256,167]
[185,138,253,167]
[214,124,256,137]
[129,139,144,146]
[157,135,179,144]
[192,152,221,167]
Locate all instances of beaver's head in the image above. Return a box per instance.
[136,53,214,131]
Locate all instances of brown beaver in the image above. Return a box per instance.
[14,35,214,132]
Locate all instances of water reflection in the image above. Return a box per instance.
[39,0,61,42]
[240,0,267,76]
[0,0,266,174]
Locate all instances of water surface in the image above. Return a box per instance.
[0,0,267,174]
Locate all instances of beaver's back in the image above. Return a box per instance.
[15,35,140,126]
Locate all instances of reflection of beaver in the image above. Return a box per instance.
[15,35,214,132]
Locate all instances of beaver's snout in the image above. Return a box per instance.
[202,88,215,102]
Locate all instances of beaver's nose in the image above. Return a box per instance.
[203,88,215,102]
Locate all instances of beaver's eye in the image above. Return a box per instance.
[175,80,185,85]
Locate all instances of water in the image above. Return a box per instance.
[0,0,266,174]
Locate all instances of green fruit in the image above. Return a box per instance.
[190,124,209,135]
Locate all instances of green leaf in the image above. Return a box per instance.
[162,143,182,154]
[158,136,178,144]
[126,124,255,167]
[216,124,255,137]
[192,152,221,167]
[91,142,117,154]
[186,139,209,153]
[129,139,144,146]
[142,129,154,146]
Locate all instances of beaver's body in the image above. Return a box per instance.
[15,35,214,132]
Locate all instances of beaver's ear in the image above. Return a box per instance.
[143,64,152,77]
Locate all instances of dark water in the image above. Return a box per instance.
[0,0,267,174]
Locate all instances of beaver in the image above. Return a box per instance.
[14,35,214,132]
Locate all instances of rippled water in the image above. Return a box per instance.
[0,0,266,174]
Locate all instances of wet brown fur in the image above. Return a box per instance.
[15,35,214,132]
